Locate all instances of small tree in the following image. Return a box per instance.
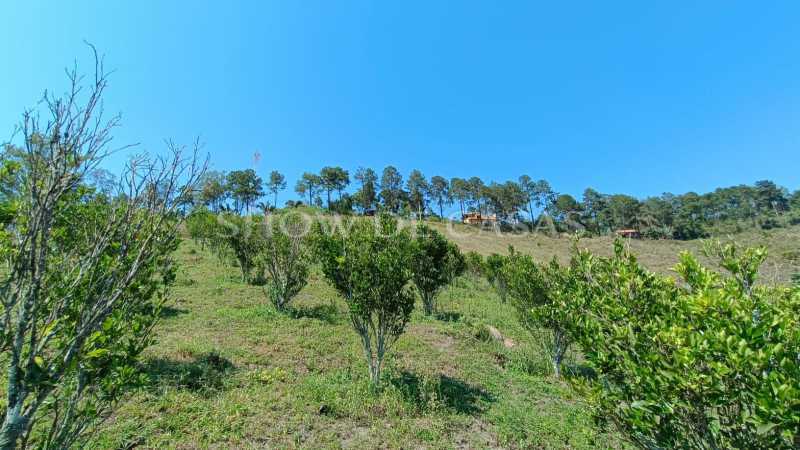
[186,206,216,250]
[503,254,580,378]
[0,51,203,448]
[485,253,509,301]
[218,213,264,283]
[410,224,465,315]
[257,212,309,311]
[312,214,415,387]
[266,170,286,209]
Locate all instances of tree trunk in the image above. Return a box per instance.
[551,328,569,378]
[0,408,24,450]
[422,293,435,315]
[528,200,534,223]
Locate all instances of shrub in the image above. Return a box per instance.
[571,241,800,448]
[0,56,203,448]
[217,213,264,283]
[503,254,580,378]
[464,251,485,277]
[186,206,216,250]
[410,224,465,315]
[257,212,310,311]
[312,214,415,387]
[485,252,509,301]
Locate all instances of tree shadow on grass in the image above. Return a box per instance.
[142,351,235,394]
[390,371,495,415]
[564,363,596,382]
[434,311,462,322]
[158,305,189,318]
[287,303,340,324]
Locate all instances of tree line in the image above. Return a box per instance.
[184,164,800,240]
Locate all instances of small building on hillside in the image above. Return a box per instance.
[462,212,498,225]
[615,229,641,239]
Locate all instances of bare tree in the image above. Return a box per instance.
[0,47,204,449]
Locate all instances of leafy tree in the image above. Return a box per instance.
[0,56,203,448]
[467,176,485,213]
[580,188,609,234]
[379,166,404,213]
[295,172,322,207]
[320,166,349,210]
[226,169,263,214]
[329,192,354,215]
[606,194,641,229]
[518,175,538,223]
[266,170,286,208]
[312,215,416,387]
[449,177,470,217]
[570,241,800,448]
[218,213,264,282]
[464,251,485,277]
[198,170,227,211]
[410,224,465,315]
[549,193,582,225]
[487,181,526,222]
[504,254,579,378]
[754,179,789,213]
[257,212,309,311]
[354,167,378,212]
[485,253,509,301]
[428,175,451,219]
[406,169,428,219]
[533,179,556,214]
[186,206,217,250]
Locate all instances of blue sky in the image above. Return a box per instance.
[2,1,799,206]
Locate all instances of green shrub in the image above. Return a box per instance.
[410,224,465,315]
[312,214,416,387]
[217,213,264,283]
[186,206,216,250]
[257,212,310,311]
[464,251,485,277]
[504,254,580,378]
[485,252,509,301]
[571,241,800,448]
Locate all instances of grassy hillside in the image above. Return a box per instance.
[428,221,800,284]
[88,239,627,449]
[87,225,799,448]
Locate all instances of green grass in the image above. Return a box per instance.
[87,240,625,449]
[87,225,800,448]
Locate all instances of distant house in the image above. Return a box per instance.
[615,229,641,239]
[462,212,498,225]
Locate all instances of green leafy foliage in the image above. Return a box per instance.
[484,252,510,302]
[410,224,465,315]
[216,213,265,283]
[257,212,310,311]
[464,251,485,277]
[311,214,415,386]
[570,241,800,448]
[503,253,580,378]
[185,206,217,250]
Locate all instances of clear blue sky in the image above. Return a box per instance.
[2,1,799,205]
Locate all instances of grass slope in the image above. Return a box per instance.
[88,225,799,448]
[88,240,624,449]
